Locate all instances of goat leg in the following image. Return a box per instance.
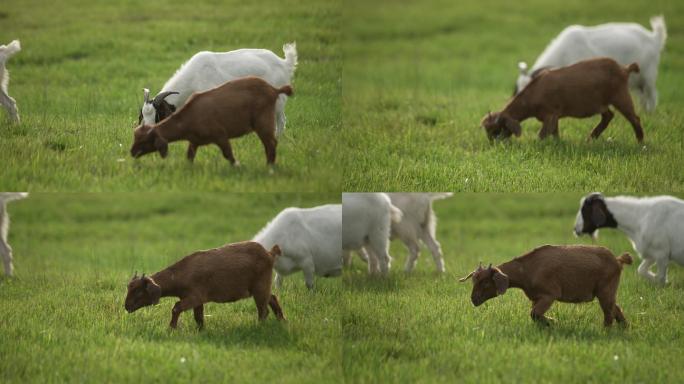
[193,304,204,330]
[216,141,238,166]
[588,110,614,141]
[186,143,198,162]
[530,297,555,325]
[613,304,627,325]
[169,297,201,329]
[268,294,286,321]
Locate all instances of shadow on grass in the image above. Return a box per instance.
[126,317,296,350]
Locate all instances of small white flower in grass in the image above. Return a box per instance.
[613,355,619,361]
[465,178,469,183]
[640,296,643,300]
[118,143,123,148]
[180,357,186,364]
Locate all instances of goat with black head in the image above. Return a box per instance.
[574,193,684,285]
[138,88,179,125]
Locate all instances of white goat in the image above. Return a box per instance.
[574,193,684,285]
[0,192,28,277]
[253,204,342,290]
[0,40,21,123]
[386,193,452,273]
[140,42,297,137]
[515,16,667,112]
[342,193,402,275]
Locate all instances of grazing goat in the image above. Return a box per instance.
[0,192,28,277]
[125,241,285,329]
[0,40,21,123]
[131,77,292,167]
[140,43,297,137]
[342,193,402,275]
[574,193,684,286]
[515,16,667,112]
[483,58,643,142]
[460,245,632,326]
[253,204,342,290]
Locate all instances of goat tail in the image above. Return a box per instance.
[277,85,293,97]
[269,245,282,259]
[617,252,633,266]
[626,63,640,75]
[283,42,298,78]
[650,15,667,49]
[2,40,21,58]
[389,204,403,224]
[0,192,28,204]
[427,192,454,201]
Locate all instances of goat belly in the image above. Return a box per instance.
[209,289,252,303]
[558,290,595,303]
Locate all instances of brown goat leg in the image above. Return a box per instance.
[256,130,277,165]
[268,294,286,321]
[216,141,238,165]
[588,110,614,141]
[254,293,270,321]
[598,297,616,326]
[530,297,555,325]
[613,304,627,324]
[193,305,205,329]
[186,143,198,162]
[169,297,202,329]
[539,116,558,140]
[612,91,644,142]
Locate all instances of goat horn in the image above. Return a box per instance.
[143,88,150,104]
[487,263,492,270]
[152,91,179,107]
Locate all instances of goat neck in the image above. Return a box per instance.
[497,259,527,290]
[153,114,188,143]
[604,197,649,241]
[151,267,182,298]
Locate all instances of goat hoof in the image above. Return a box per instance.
[231,161,241,168]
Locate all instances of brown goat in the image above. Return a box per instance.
[459,245,632,326]
[481,58,643,142]
[124,241,285,329]
[130,76,293,166]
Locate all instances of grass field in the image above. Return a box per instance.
[0,0,341,191]
[2,193,683,382]
[342,0,684,191]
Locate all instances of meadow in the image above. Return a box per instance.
[0,0,341,192]
[342,0,684,191]
[2,193,683,382]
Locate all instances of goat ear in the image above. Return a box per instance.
[504,116,522,137]
[144,277,162,304]
[154,134,168,158]
[591,201,607,227]
[459,271,475,282]
[492,268,509,295]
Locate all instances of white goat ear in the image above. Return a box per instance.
[143,88,150,104]
[518,62,528,75]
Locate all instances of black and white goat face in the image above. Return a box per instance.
[574,193,618,238]
[137,88,179,125]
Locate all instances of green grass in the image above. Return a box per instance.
[0,0,341,191]
[341,0,684,191]
[2,193,683,382]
